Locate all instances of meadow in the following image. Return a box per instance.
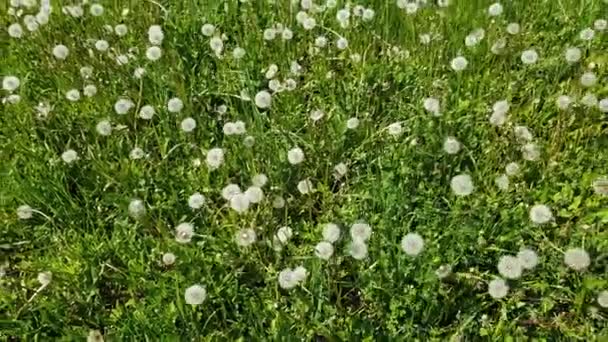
[2,0,608,340]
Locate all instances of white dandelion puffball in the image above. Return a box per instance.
[580,72,597,87]
[148,25,164,45]
[600,99,608,113]
[315,35,328,48]
[230,194,250,213]
[254,90,272,109]
[146,46,162,61]
[114,24,128,36]
[297,179,313,194]
[162,252,176,266]
[96,120,112,136]
[497,255,523,279]
[210,36,223,53]
[349,241,368,260]
[598,291,608,308]
[564,47,582,63]
[521,49,539,64]
[252,174,268,187]
[245,186,264,203]
[276,226,293,244]
[450,56,468,71]
[336,37,349,50]
[235,228,256,247]
[139,105,155,120]
[180,117,196,132]
[529,204,553,224]
[206,148,224,169]
[350,223,372,242]
[443,136,461,154]
[61,149,79,164]
[522,143,541,161]
[3,76,20,92]
[488,2,503,16]
[387,122,403,136]
[580,28,595,41]
[556,95,573,110]
[232,47,246,59]
[488,278,509,299]
[201,23,215,36]
[53,44,69,60]
[83,85,97,97]
[423,97,441,116]
[595,19,607,31]
[323,223,341,243]
[167,97,184,113]
[37,271,52,286]
[278,269,298,289]
[281,28,293,40]
[87,330,103,342]
[287,147,305,165]
[175,222,194,243]
[6,94,20,104]
[129,147,145,160]
[134,67,146,79]
[346,117,360,129]
[8,23,23,38]
[17,205,33,220]
[114,98,134,115]
[66,89,80,102]
[302,17,316,30]
[188,193,205,209]
[363,8,375,21]
[222,184,241,201]
[514,126,533,142]
[336,8,350,23]
[489,111,507,127]
[265,64,278,80]
[517,248,539,270]
[401,233,424,256]
[315,241,334,260]
[95,39,109,52]
[90,3,104,16]
[310,109,324,122]
[128,199,146,218]
[184,285,206,305]
[263,28,276,41]
[581,93,598,108]
[450,174,474,196]
[506,23,520,35]
[564,248,590,271]
[495,174,509,190]
[334,162,348,178]
[419,33,431,45]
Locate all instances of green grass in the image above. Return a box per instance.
[2,0,608,340]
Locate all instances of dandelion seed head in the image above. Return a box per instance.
[188,192,205,209]
[517,248,539,270]
[129,147,145,160]
[83,85,97,97]
[497,255,523,279]
[235,228,256,247]
[61,149,79,163]
[8,23,23,38]
[336,37,348,50]
[128,199,146,218]
[245,186,264,203]
[600,98,608,113]
[488,2,503,16]
[184,284,206,305]
[297,179,313,194]
[114,24,128,36]
[580,72,597,87]
[145,46,162,61]
[322,223,341,243]
[350,223,372,242]
[443,136,461,154]
[272,195,286,208]
[597,291,608,308]
[521,49,539,64]
[522,143,541,161]
[114,98,134,114]
[17,204,33,219]
[139,105,155,119]
[349,240,368,260]
[278,268,298,289]
[175,222,194,243]
[276,226,293,244]
[488,278,509,299]
[514,126,533,142]
[162,252,176,265]
[53,44,69,60]
[201,23,215,36]
[581,93,598,108]
[3,76,20,92]
[254,90,271,109]
[450,56,468,71]
[96,120,112,136]
[287,147,305,165]
[387,122,403,136]
[579,28,595,41]
[230,193,250,213]
[594,19,607,31]
[564,248,590,271]
[346,117,360,129]
[90,4,104,16]
[529,204,553,224]
[315,241,334,260]
[450,174,474,196]
[37,271,52,286]
[222,184,241,200]
[401,233,424,256]
[180,117,196,132]
[564,47,581,63]
[423,97,441,115]
[506,23,520,35]
[556,95,573,110]
[495,174,509,190]
[168,97,184,113]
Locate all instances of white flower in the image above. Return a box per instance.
[497,255,523,279]
[423,97,441,116]
[336,8,350,23]
[254,90,272,109]
[581,93,598,107]
[230,194,250,213]
[517,248,539,270]
[362,8,375,21]
[206,147,224,169]
[400,233,424,256]
[272,195,285,208]
[139,105,155,119]
[235,228,256,247]
[350,223,372,242]
[232,47,246,59]
[514,126,533,142]
[65,89,80,102]
[349,241,368,260]
[263,28,276,41]
[346,117,360,129]
[435,265,452,279]
[281,28,293,40]
[222,184,241,200]
[323,223,341,243]
[443,136,461,154]
[579,28,595,41]
[167,97,184,113]
[600,98,608,113]
[17,205,33,219]
[278,268,298,289]
[210,36,223,53]
[96,120,112,136]
[419,33,431,45]
[336,37,348,50]
[495,174,509,190]
[114,98,134,114]
[8,23,23,38]
[580,72,597,87]
[133,67,146,79]
[175,222,194,243]
[87,330,103,342]
[297,179,313,194]
[450,56,468,71]
[488,278,509,299]
[490,100,510,126]
[506,23,520,35]
[450,174,474,196]
[201,23,215,36]
[310,109,324,121]
[276,226,293,244]
[180,117,196,132]
[556,95,573,110]
[529,204,553,224]
[145,46,162,61]
[302,17,316,30]
[129,147,145,160]
[95,39,109,51]
[128,199,146,218]
[564,47,581,63]
[148,25,164,45]
[37,271,52,286]
[90,4,104,16]
[387,122,402,136]
[334,162,348,178]
[3,76,20,92]
[184,284,206,305]
[521,49,539,64]
[465,28,485,47]
[53,44,69,59]
[114,24,128,36]
[315,241,334,260]
[564,248,590,271]
[162,252,176,266]
[245,186,264,203]
[598,291,608,308]
[287,147,305,165]
[522,143,541,161]
[188,193,205,209]
[488,2,503,16]
[61,149,79,163]
[594,19,607,31]
[83,85,97,97]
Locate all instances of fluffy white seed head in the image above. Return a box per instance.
[230,194,250,213]
[3,76,20,92]
[349,241,368,260]
[83,85,97,97]
[17,205,33,219]
[37,271,52,286]
[245,186,264,203]
[443,136,461,154]
[201,23,215,36]
[346,117,360,129]
[529,204,553,224]
[580,72,597,87]
[297,179,313,194]
[184,284,206,305]
[597,291,608,308]
[167,97,184,113]
[53,44,69,59]
[8,23,23,38]
[564,47,582,63]
[114,24,128,36]
[594,19,607,31]
[323,223,341,243]
[95,40,109,51]
[315,241,334,260]
[146,46,162,61]
[188,192,205,209]
[210,36,223,53]
[96,120,112,136]
[556,95,573,110]
[66,89,80,102]
[350,223,372,242]
[90,4,104,16]
[401,233,424,256]
[579,28,595,41]
[514,126,533,142]
[148,25,164,45]
[235,228,256,247]
[517,248,539,270]
[287,147,305,165]
[278,268,298,289]
[387,122,403,136]
[61,149,79,163]
[162,252,176,265]
[506,23,520,35]
[128,199,146,218]
[139,105,155,120]
[423,97,441,116]
[175,222,194,243]
[600,98,608,113]
[129,147,145,160]
[564,248,590,271]
[276,226,293,244]
[495,174,509,190]
[488,2,503,16]
[488,278,509,299]
[450,56,468,71]
[254,90,272,109]
[222,184,241,200]
[522,143,541,161]
[180,117,196,132]
[114,98,134,114]
[450,174,474,196]
[521,49,539,64]
[497,255,523,279]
